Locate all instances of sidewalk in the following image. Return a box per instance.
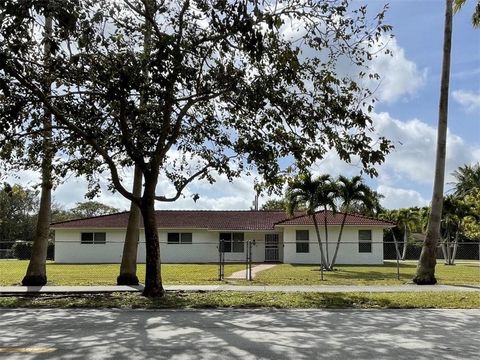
[226,264,277,280]
[0,284,478,295]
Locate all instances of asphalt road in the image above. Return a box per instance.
[0,308,478,359]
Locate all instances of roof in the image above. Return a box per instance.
[276,211,396,227]
[51,210,394,230]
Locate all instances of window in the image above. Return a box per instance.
[168,233,193,244]
[81,232,106,244]
[358,230,372,253]
[296,230,309,253]
[219,232,244,253]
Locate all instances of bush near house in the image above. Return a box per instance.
[11,241,54,260]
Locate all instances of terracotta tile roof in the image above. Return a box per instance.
[276,210,395,227]
[52,210,394,230]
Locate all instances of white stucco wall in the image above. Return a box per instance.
[281,226,384,265]
[54,226,382,264]
[54,229,284,263]
[54,229,127,263]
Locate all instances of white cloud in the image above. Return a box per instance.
[373,112,478,186]
[377,185,428,209]
[367,37,427,103]
[452,89,480,112]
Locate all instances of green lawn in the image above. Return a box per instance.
[0,260,478,286]
[0,291,478,309]
[253,261,480,285]
[0,261,246,286]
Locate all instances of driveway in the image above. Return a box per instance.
[0,308,478,359]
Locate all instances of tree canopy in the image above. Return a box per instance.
[1,0,394,296]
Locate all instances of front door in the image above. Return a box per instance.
[265,234,279,262]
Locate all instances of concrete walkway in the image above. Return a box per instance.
[0,284,478,295]
[226,264,277,280]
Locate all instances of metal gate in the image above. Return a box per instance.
[265,234,279,262]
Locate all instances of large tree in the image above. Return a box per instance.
[413,0,453,285]
[286,172,334,272]
[69,201,119,218]
[1,0,392,296]
[20,13,54,286]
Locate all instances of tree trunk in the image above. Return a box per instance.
[312,215,327,271]
[441,237,448,264]
[451,231,459,265]
[330,212,348,270]
[139,183,164,297]
[117,165,142,285]
[392,230,402,260]
[401,224,408,260]
[446,230,452,264]
[22,16,53,286]
[118,0,152,285]
[413,0,452,285]
[323,207,330,269]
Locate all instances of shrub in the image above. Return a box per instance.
[12,241,55,260]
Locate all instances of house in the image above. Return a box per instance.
[51,210,394,264]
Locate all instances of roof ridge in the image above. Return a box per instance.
[50,210,130,225]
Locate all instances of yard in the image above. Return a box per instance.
[253,261,480,286]
[0,260,478,286]
[0,261,246,286]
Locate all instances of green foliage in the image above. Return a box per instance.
[69,201,119,219]
[11,240,54,260]
[0,0,393,203]
[261,199,289,211]
[1,0,394,295]
[450,162,480,197]
[0,183,38,241]
[286,172,337,216]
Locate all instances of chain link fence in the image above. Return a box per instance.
[0,239,478,285]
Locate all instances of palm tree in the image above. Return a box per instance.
[347,190,385,217]
[396,208,420,260]
[440,195,473,264]
[286,172,331,272]
[413,0,453,285]
[316,175,338,268]
[453,0,480,27]
[379,210,402,260]
[451,163,480,197]
[22,14,53,286]
[414,0,480,283]
[330,175,372,269]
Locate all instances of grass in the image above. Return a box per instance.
[0,260,478,286]
[0,291,478,309]
[253,261,480,285]
[0,261,246,286]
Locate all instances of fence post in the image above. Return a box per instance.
[396,243,400,281]
[320,241,324,281]
[218,239,224,281]
[249,240,253,281]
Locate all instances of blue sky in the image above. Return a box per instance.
[8,0,480,212]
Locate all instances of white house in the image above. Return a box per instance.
[52,210,394,264]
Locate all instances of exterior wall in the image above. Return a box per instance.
[54,229,126,263]
[54,229,283,263]
[281,226,384,265]
[54,226,383,264]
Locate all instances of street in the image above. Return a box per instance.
[0,308,478,359]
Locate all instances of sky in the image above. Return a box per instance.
[6,0,480,212]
